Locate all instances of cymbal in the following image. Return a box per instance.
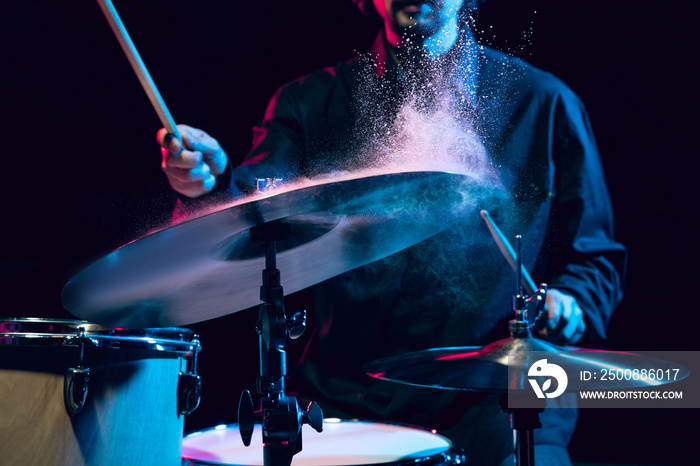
[364,337,689,392]
[62,170,489,328]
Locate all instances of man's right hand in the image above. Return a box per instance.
[157,124,228,198]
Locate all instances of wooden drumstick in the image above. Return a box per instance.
[479,209,537,295]
[96,0,181,142]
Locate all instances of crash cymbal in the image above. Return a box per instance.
[364,337,689,392]
[62,170,492,328]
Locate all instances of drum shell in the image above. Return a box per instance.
[0,329,187,466]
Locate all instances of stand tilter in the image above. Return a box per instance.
[238,221,323,466]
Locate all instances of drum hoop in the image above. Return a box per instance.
[182,452,454,466]
[0,318,198,355]
[183,419,455,466]
[184,419,453,443]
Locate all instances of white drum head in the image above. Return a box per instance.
[182,420,452,466]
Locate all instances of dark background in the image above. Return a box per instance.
[1,0,697,464]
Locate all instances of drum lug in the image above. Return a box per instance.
[64,367,90,417]
[178,334,202,416]
[64,325,90,417]
[177,372,202,416]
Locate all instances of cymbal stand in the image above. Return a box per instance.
[500,235,547,466]
[238,221,323,466]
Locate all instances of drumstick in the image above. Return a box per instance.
[479,209,537,295]
[95,0,181,142]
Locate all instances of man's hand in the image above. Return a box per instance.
[534,288,586,345]
[157,124,228,198]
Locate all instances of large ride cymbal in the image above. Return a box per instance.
[364,337,689,392]
[62,171,489,328]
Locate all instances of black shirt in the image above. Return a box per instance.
[231,31,627,464]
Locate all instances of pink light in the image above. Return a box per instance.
[171,198,191,224]
[435,351,480,361]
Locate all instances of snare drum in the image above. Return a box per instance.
[182,419,460,466]
[0,318,201,466]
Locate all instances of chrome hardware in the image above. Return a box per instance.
[178,334,202,416]
[64,367,90,417]
[64,326,89,417]
[256,177,283,193]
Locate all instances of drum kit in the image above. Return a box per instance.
[0,171,689,466]
[1,1,686,465]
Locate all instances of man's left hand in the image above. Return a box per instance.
[535,288,586,345]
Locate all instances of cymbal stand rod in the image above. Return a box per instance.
[510,235,529,338]
[514,418,536,466]
[500,396,542,466]
[265,241,277,270]
[95,0,181,141]
[516,235,523,297]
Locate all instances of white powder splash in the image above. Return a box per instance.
[362,94,499,185]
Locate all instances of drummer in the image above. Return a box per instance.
[158,1,626,465]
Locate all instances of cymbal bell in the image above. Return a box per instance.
[62,170,491,328]
[364,337,690,392]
